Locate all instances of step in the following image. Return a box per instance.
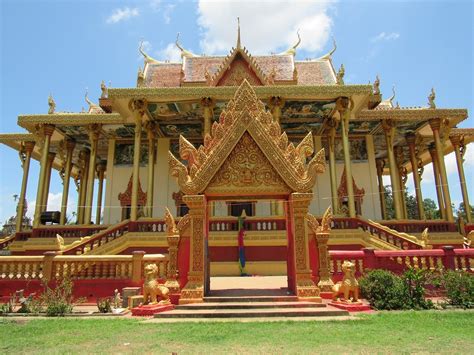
[176,301,325,310]
[203,295,299,303]
[154,306,349,319]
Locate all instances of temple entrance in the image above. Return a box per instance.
[169,81,326,304]
[206,197,291,297]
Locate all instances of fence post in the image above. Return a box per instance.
[442,246,455,270]
[362,248,377,271]
[42,251,57,281]
[131,251,146,282]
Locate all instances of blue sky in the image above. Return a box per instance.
[0,0,473,223]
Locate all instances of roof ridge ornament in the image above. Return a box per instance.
[336,64,345,85]
[139,40,161,64]
[84,89,99,109]
[428,87,436,109]
[316,37,337,60]
[175,33,196,58]
[279,29,301,56]
[373,75,380,95]
[48,93,56,114]
[236,17,241,50]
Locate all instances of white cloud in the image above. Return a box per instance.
[197,0,334,55]
[371,32,400,43]
[157,42,182,62]
[149,1,176,24]
[163,4,176,24]
[106,7,139,24]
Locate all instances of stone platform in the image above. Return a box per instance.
[131,304,174,316]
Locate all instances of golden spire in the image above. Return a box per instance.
[336,64,345,85]
[236,17,241,49]
[316,37,337,60]
[139,40,160,64]
[279,30,301,56]
[175,33,196,58]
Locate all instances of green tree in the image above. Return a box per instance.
[384,185,441,220]
[423,198,440,220]
[457,202,474,221]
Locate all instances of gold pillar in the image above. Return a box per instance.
[84,125,101,225]
[16,141,35,231]
[375,158,387,220]
[406,134,425,220]
[130,99,146,221]
[395,146,408,219]
[180,194,207,304]
[60,139,75,225]
[201,97,214,138]
[450,135,471,223]
[146,122,156,218]
[33,124,55,227]
[95,161,107,225]
[381,120,403,219]
[327,120,339,214]
[430,119,454,222]
[289,192,321,302]
[77,149,90,224]
[269,96,284,124]
[41,152,56,213]
[429,143,446,220]
[336,97,356,218]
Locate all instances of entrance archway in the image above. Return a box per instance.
[168,80,326,304]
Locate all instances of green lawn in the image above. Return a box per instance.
[1,311,473,354]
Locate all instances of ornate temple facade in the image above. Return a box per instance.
[0,28,473,284]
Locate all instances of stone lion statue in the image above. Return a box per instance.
[332,260,359,303]
[143,263,170,305]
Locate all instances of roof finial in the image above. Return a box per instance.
[389,85,396,102]
[317,37,337,60]
[85,88,98,109]
[139,40,160,64]
[373,75,380,95]
[279,29,301,56]
[336,64,345,85]
[48,93,56,114]
[175,33,196,59]
[236,17,241,49]
[428,87,436,108]
[100,80,108,99]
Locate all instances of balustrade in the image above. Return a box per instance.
[209,218,286,232]
[382,220,457,234]
[31,225,107,239]
[0,252,168,281]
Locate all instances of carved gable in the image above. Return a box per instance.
[168,80,326,195]
[206,132,291,195]
[217,54,263,86]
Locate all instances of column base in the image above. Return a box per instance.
[178,274,204,304]
[164,279,180,294]
[317,277,335,292]
[296,272,322,303]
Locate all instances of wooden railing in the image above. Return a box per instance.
[31,225,108,239]
[0,251,168,281]
[381,220,458,234]
[329,247,473,279]
[209,217,286,232]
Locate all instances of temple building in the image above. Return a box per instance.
[0,26,473,281]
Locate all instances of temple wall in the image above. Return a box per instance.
[103,135,382,224]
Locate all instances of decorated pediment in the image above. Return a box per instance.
[210,48,267,87]
[168,80,326,195]
[118,174,146,207]
[206,132,291,195]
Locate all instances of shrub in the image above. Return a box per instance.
[435,270,474,309]
[96,298,112,313]
[359,269,407,310]
[38,278,83,316]
[0,294,16,314]
[359,268,433,310]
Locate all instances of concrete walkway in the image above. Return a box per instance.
[209,276,289,297]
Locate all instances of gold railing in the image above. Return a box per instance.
[0,252,168,282]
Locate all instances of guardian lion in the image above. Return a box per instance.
[143,263,170,305]
[332,260,359,303]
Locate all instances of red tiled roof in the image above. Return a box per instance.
[143,55,336,87]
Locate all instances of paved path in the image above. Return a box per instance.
[210,276,289,296]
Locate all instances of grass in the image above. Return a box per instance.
[1,311,473,354]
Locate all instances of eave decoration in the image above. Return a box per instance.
[168,79,326,195]
[337,167,365,213]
